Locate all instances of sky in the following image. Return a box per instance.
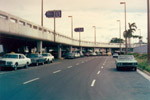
[0,0,147,43]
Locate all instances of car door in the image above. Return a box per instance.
[19,55,26,67]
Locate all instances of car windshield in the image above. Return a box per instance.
[27,54,38,58]
[113,53,118,55]
[118,55,134,60]
[42,54,48,56]
[3,54,18,58]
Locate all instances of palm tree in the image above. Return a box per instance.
[124,22,137,49]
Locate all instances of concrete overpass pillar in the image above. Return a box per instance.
[80,47,82,53]
[70,46,73,53]
[58,44,62,59]
[37,41,42,54]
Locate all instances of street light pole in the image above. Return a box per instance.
[93,26,96,45]
[120,2,127,54]
[41,0,43,26]
[68,16,73,39]
[147,0,150,64]
[117,20,122,52]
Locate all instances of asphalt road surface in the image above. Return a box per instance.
[0,56,150,100]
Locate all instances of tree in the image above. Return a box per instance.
[110,37,124,43]
[124,22,137,48]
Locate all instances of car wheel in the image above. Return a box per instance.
[51,60,53,63]
[14,63,18,71]
[133,67,137,71]
[25,63,29,68]
[47,60,50,64]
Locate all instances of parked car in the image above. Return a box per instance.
[80,52,84,57]
[113,53,119,58]
[96,52,101,56]
[74,52,80,58]
[0,53,31,70]
[90,52,97,56]
[84,52,90,57]
[27,54,46,66]
[42,53,54,63]
[65,52,75,59]
[115,55,138,71]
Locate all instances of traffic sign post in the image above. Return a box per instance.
[45,10,61,42]
[74,28,84,47]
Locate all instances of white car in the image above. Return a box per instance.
[0,53,31,70]
[42,53,54,63]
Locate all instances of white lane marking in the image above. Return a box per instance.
[23,78,39,84]
[67,66,73,69]
[53,70,61,74]
[137,69,150,81]
[101,66,104,69]
[81,61,84,63]
[0,72,8,75]
[76,63,80,65]
[97,71,101,75]
[91,79,96,87]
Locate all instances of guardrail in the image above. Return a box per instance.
[0,10,127,48]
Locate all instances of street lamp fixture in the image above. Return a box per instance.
[68,16,73,39]
[120,1,127,54]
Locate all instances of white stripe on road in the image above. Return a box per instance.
[23,78,39,84]
[97,71,101,75]
[67,66,73,69]
[81,61,84,63]
[76,63,80,65]
[137,69,150,81]
[101,66,104,69]
[91,79,96,87]
[0,72,8,75]
[53,70,61,74]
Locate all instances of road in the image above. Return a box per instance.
[0,56,150,100]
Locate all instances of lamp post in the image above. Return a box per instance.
[117,20,122,52]
[120,2,127,54]
[41,0,43,26]
[68,16,73,39]
[147,0,150,64]
[93,26,96,45]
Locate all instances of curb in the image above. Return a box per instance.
[138,67,150,76]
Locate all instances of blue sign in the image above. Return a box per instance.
[74,28,84,32]
[45,10,61,18]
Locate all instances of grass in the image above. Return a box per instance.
[129,53,150,72]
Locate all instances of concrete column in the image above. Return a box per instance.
[93,48,95,52]
[80,47,83,53]
[58,44,62,59]
[70,46,73,53]
[37,41,42,54]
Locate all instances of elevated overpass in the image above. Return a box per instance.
[0,10,128,58]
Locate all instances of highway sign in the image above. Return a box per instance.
[45,10,61,18]
[74,28,84,32]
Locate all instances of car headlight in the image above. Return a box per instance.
[134,63,138,65]
[7,62,13,65]
[117,63,122,66]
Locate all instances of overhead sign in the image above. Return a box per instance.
[45,10,61,18]
[74,28,84,32]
